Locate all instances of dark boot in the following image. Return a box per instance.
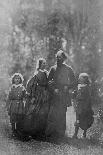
[73,126,79,139]
[12,123,18,137]
[83,130,87,138]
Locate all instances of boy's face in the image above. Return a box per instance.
[14,76,21,85]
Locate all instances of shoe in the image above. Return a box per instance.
[20,135,31,142]
[83,132,86,139]
[82,136,86,139]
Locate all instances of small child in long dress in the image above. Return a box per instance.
[7,73,26,136]
[72,73,94,138]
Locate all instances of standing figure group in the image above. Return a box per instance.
[6,50,94,142]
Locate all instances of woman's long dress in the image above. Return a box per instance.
[46,63,76,140]
[21,70,49,138]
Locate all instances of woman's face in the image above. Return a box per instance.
[14,76,21,85]
[41,60,46,70]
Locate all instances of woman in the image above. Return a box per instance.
[45,50,76,142]
[22,58,49,140]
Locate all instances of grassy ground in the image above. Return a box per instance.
[0,100,103,155]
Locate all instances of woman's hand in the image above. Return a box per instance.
[23,99,26,107]
[31,97,35,104]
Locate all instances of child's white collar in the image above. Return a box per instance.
[39,69,46,72]
[78,84,87,90]
[12,84,23,88]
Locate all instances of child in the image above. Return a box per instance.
[7,73,26,136]
[73,73,94,138]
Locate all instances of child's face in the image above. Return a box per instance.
[14,76,21,85]
[79,77,85,84]
[41,61,46,70]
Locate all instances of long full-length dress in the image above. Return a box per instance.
[45,63,76,139]
[7,84,26,129]
[21,70,49,138]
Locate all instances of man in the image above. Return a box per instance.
[46,50,76,142]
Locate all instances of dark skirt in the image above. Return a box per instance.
[78,109,94,130]
[8,100,25,125]
[19,86,49,137]
[10,113,25,124]
[8,100,25,115]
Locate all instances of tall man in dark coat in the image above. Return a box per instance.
[46,50,76,142]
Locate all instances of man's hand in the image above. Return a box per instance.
[54,89,59,94]
[64,86,68,92]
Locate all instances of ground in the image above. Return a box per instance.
[0,101,103,155]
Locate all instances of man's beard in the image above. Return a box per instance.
[57,59,63,66]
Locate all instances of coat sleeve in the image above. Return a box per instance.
[76,86,92,114]
[48,67,55,81]
[26,76,38,97]
[48,67,56,91]
[22,86,27,98]
[7,88,13,100]
[68,67,77,89]
[6,89,12,111]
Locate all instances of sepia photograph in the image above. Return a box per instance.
[0,0,103,154]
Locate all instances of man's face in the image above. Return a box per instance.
[56,56,64,65]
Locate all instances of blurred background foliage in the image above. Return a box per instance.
[0,0,103,104]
